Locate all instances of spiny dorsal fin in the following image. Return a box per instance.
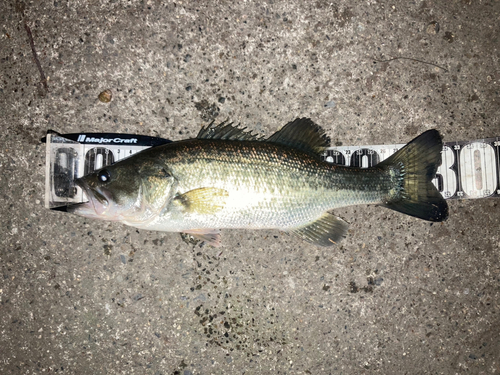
[267,118,330,156]
[197,120,262,141]
[291,212,348,247]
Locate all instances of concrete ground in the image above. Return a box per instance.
[1,0,499,374]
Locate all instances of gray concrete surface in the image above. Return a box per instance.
[1,0,499,374]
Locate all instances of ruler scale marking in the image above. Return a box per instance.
[44,132,500,208]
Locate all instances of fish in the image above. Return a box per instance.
[64,118,448,247]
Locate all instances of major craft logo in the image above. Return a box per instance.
[77,135,138,144]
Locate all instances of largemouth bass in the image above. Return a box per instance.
[64,118,448,246]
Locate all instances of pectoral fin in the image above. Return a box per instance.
[291,213,349,247]
[182,228,221,247]
[174,187,229,214]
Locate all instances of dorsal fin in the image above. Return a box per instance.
[266,118,330,155]
[197,120,262,141]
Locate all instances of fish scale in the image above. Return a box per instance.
[157,140,390,229]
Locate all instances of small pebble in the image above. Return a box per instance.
[98,89,112,103]
[426,21,440,34]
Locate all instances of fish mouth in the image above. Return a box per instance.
[51,200,103,219]
[49,177,98,217]
[51,203,86,213]
[66,177,110,218]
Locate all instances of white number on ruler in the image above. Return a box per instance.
[459,142,497,197]
[434,145,457,198]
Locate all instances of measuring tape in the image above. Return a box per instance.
[323,137,500,200]
[44,131,500,209]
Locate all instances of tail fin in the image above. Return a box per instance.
[378,130,448,222]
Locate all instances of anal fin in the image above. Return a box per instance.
[291,213,348,247]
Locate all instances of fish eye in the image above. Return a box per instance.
[98,169,111,183]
